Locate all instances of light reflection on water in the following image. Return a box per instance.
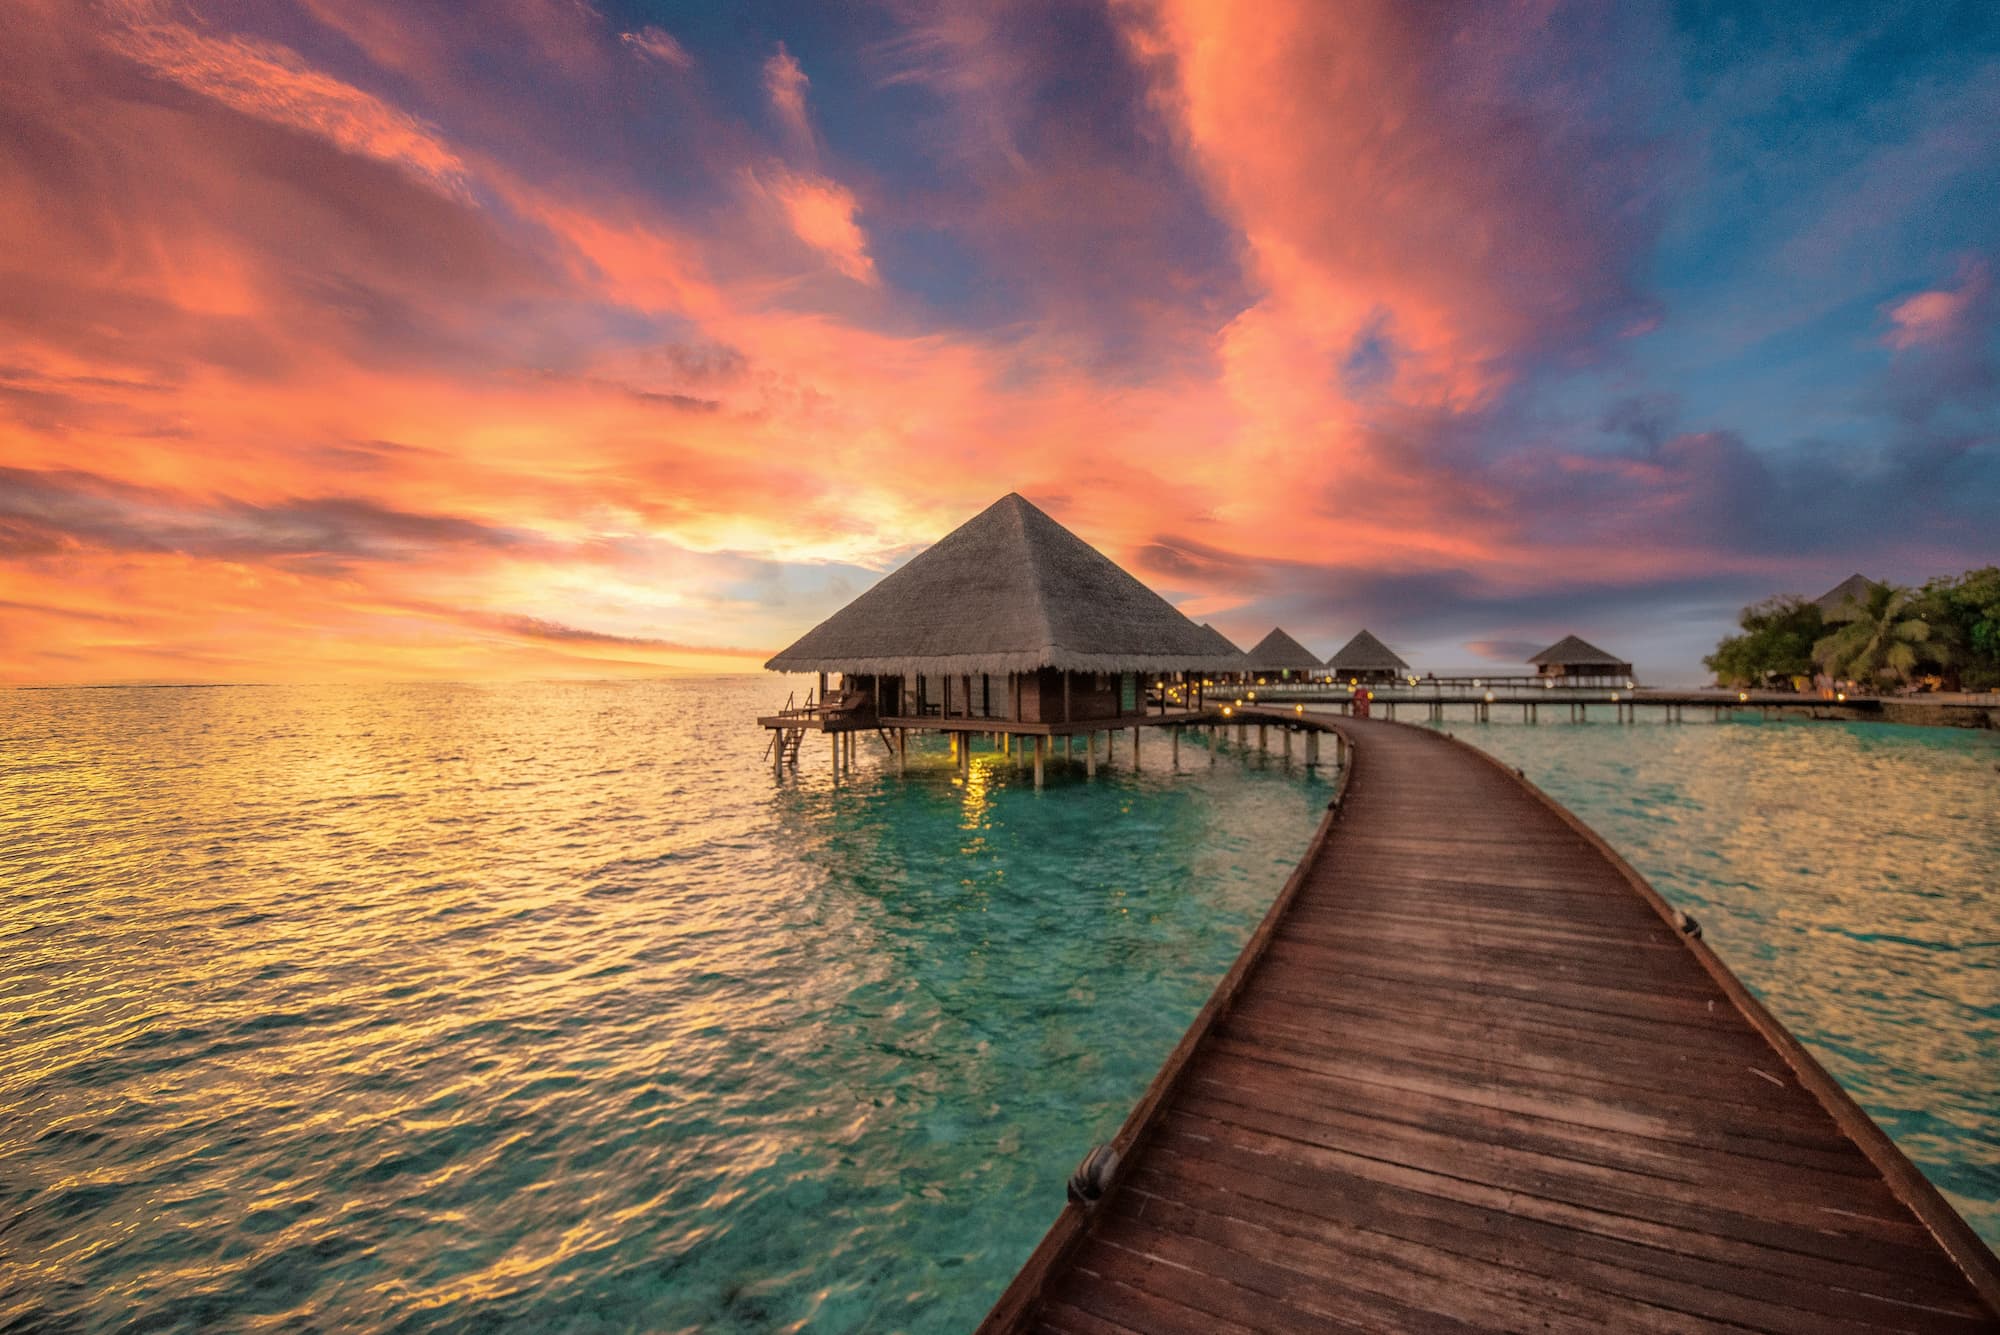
[1415,712,2000,1246]
[0,678,1325,1333]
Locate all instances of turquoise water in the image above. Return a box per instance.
[6,686,1996,1334]
[1406,711,2000,1246]
[0,678,1326,1333]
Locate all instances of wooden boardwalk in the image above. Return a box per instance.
[981,715,2000,1333]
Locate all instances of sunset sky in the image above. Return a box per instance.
[3,0,1997,684]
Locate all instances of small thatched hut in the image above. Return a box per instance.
[1530,635,1634,685]
[764,493,1234,730]
[1813,574,1881,625]
[1243,627,1323,682]
[1326,629,1410,684]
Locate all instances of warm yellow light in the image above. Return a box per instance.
[1349,677,1357,686]
[1739,691,1749,702]
[1484,692,1494,702]
[1247,691,1256,701]
[1222,705,1233,717]
[1295,704,1303,715]
[1610,692,1620,702]
[1836,691,1846,702]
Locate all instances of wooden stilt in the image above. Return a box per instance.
[1132,726,1141,771]
[1209,724,1217,766]
[897,729,907,773]
[1258,723,1267,752]
[1086,731,1096,777]
[1033,736,1044,790]
[1283,728,1293,762]
[1171,726,1180,770]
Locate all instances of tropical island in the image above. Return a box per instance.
[1707,568,2000,693]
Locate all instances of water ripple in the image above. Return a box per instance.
[0,678,1323,1332]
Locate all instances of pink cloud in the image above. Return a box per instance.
[1884,259,1991,349]
[620,26,692,70]
[764,43,814,150]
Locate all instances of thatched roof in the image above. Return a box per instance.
[764,493,1237,675]
[1529,634,1628,667]
[1326,629,1409,673]
[1200,623,1247,662]
[1243,627,1323,671]
[1813,573,1880,623]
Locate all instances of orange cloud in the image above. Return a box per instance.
[757,171,878,284]
[102,0,469,197]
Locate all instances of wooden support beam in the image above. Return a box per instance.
[1085,731,1096,777]
[1033,735,1044,790]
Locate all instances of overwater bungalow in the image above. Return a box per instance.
[1814,573,1882,624]
[761,493,1236,783]
[1530,634,1634,685]
[1242,627,1322,683]
[1326,628,1411,684]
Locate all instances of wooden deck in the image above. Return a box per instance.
[981,715,2000,1333]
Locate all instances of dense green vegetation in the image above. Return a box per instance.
[1706,567,2000,691]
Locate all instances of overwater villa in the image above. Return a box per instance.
[1242,627,1323,683]
[1530,633,1634,685]
[761,493,1238,785]
[1326,628,1410,684]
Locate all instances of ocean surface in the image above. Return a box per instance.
[0,678,1327,1334]
[2,679,1995,1333]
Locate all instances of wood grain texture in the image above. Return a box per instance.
[979,714,2000,1333]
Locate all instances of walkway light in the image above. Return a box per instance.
[1738,691,1749,702]
[1295,704,1304,715]
[1836,691,1846,702]
[1484,691,1494,703]
[1247,691,1256,701]
[1473,679,1482,689]
[1610,692,1620,702]
[1222,705,1233,717]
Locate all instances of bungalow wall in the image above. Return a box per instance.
[1016,669,1125,723]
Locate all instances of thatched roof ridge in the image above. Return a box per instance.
[764,493,1238,675]
[1529,634,1627,666]
[1200,623,1247,661]
[1326,629,1409,673]
[1813,573,1881,622]
[1244,627,1322,670]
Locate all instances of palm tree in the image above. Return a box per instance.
[1811,583,1933,688]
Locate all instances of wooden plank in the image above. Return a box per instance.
[977,714,2000,1332]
